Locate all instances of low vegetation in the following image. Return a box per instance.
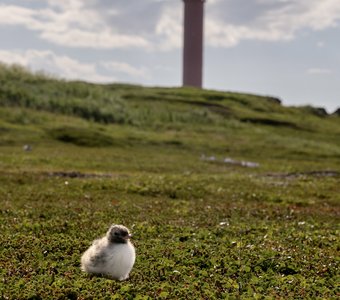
[0,64,339,299]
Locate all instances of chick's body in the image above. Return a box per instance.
[81,225,135,280]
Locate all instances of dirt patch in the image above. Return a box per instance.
[266,170,340,179]
[240,117,300,129]
[48,126,114,147]
[45,171,113,178]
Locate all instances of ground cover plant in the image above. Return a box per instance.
[0,64,339,299]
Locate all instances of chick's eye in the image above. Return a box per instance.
[114,232,119,236]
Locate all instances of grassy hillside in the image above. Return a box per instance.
[0,64,339,299]
[1,63,340,173]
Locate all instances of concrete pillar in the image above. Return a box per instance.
[182,0,205,88]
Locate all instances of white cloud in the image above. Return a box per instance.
[0,5,38,27]
[0,50,28,66]
[1,0,340,51]
[317,41,325,47]
[101,61,148,78]
[155,4,182,51]
[41,29,150,49]
[0,3,151,50]
[307,68,332,75]
[46,0,84,10]
[206,0,340,47]
[0,50,114,82]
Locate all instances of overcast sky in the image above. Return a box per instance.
[0,0,339,112]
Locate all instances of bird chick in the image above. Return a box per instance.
[81,224,135,280]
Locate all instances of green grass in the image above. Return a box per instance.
[0,64,339,299]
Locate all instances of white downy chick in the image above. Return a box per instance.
[81,224,135,280]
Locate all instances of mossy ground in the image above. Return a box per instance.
[0,65,339,299]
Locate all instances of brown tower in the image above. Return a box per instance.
[182,0,205,88]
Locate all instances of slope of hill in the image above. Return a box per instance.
[0,63,339,173]
[0,64,339,299]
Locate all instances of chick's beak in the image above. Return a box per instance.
[124,233,132,240]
